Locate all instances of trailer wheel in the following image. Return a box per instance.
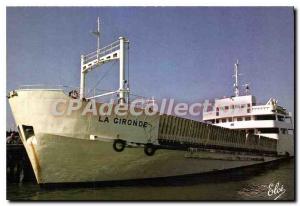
[113,140,126,152]
[144,144,156,156]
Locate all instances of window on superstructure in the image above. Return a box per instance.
[241,105,245,109]
[222,119,226,123]
[245,116,251,121]
[277,115,285,121]
[256,115,276,120]
[231,105,234,109]
[216,119,219,123]
[225,106,229,111]
[206,105,213,112]
[237,117,243,121]
[228,117,233,122]
[257,128,279,134]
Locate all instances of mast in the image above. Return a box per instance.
[119,37,126,104]
[80,17,100,99]
[96,17,100,59]
[91,17,101,59]
[79,18,129,102]
[80,55,86,99]
[233,59,240,97]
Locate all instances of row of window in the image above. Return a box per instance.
[208,116,252,124]
[245,128,291,134]
[207,114,289,124]
[257,128,293,134]
[216,104,251,116]
[216,103,252,111]
[255,114,287,121]
[216,109,251,116]
[206,103,254,112]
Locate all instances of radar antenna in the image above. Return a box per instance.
[243,83,251,95]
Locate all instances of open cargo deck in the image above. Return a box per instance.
[157,114,277,155]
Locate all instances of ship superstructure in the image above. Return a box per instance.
[203,60,294,156]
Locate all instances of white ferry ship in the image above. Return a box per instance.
[8,18,294,185]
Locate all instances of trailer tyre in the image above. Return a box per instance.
[113,140,126,152]
[144,144,156,156]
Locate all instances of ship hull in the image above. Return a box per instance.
[23,133,279,184]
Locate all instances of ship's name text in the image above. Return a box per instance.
[98,116,149,128]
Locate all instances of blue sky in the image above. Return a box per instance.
[6,7,294,129]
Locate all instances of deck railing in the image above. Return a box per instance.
[83,40,120,65]
[15,85,156,109]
